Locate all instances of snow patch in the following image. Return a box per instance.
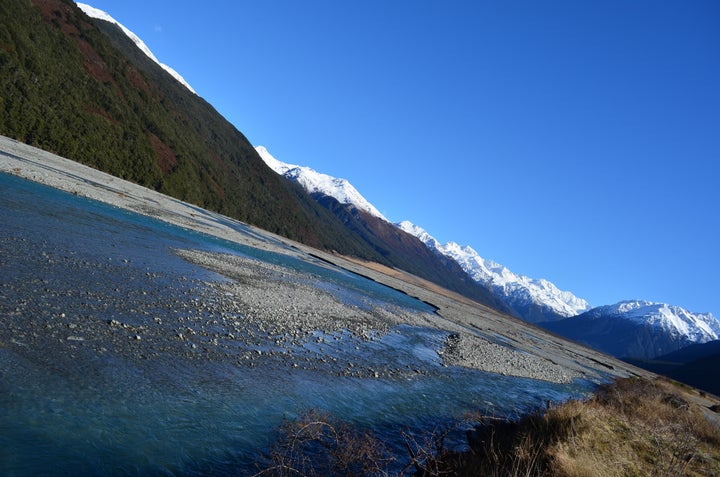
[76,3,196,94]
[256,146,387,221]
[398,221,591,318]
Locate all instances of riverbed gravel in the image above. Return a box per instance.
[174,248,584,383]
[1,135,649,386]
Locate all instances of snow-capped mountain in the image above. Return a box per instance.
[255,146,511,309]
[542,300,720,359]
[254,147,717,357]
[397,221,590,322]
[256,146,387,221]
[256,146,589,322]
[591,300,720,343]
[77,3,196,94]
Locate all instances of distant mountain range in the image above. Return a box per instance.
[542,300,720,360]
[3,2,719,379]
[255,146,720,364]
[396,221,591,322]
[256,146,387,220]
[256,145,591,324]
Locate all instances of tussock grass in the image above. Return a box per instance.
[456,377,720,477]
[255,377,720,476]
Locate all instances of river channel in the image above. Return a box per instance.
[0,173,595,475]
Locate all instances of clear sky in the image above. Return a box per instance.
[81,1,719,316]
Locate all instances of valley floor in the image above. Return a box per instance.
[8,136,711,476]
[0,135,645,385]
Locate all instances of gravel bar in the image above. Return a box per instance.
[1,135,651,384]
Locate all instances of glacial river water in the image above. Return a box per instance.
[0,173,596,475]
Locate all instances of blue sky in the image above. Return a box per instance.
[83,1,719,315]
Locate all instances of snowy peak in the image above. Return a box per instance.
[543,300,720,359]
[592,300,720,343]
[256,145,293,175]
[397,221,441,250]
[256,146,387,221]
[398,221,591,320]
[76,3,196,94]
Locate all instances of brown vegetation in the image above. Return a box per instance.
[451,377,720,476]
[148,132,178,175]
[256,378,720,476]
[33,0,119,88]
[254,409,393,476]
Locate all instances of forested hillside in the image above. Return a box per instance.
[0,0,382,252]
[0,0,504,308]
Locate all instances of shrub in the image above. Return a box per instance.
[254,409,393,477]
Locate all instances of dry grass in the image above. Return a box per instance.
[455,377,720,477]
[254,378,720,476]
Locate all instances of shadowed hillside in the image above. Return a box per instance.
[627,340,720,396]
[311,193,510,311]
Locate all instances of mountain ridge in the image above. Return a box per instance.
[541,300,720,360]
[255,146,509,310]
[603,300,720,341]
[253,145,720,359]
[76,2,196,94]
[397,221,591,322]
[254,145,720,364]
[256,146,387,220]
